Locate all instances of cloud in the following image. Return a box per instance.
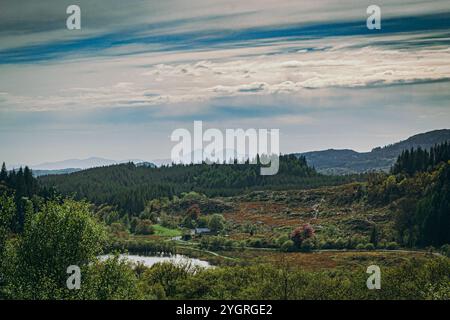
[0,1,449,120]
[2,37,449,113]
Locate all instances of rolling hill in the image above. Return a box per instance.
[298,129,450,174]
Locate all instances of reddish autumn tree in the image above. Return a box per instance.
[185,204,201,221]
[290,223,315,248]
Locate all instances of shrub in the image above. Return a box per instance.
[364,243,375,250]
[320,240,335,249]
[386,242,399,250]
[277,235,289,247]
[334,238,347,249]
[300,238,315,252]
[208,214,225,233]
[290,224,315,248]
[377,242,386,249]
[281,240,295,252]
[135,219,154,235]
[440,244,450,257]
[248,238,263,248]
[356,243,366,250]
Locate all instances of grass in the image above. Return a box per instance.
[152,224,182,237]
[212,249,437,270]
[222,183,394,243]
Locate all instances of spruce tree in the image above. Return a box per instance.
[0,162,7,181]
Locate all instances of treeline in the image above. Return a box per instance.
[0,163,41,232]
[39,155,360,215]
[392,141,450,175]
[1,162,449,300]
[368,142,450,247]
[0,163,39,198]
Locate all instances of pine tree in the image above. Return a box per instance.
[0,162,7,181]
[370,225,378,247]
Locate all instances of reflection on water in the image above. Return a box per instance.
[99,253,211,268]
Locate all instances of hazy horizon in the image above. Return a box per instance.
[4,127,449,170]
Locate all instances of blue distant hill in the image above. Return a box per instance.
[297,129,450,174]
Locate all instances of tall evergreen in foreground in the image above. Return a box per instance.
[0,162,7,181]
[0,162,40,232]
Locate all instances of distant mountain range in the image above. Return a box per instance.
[298,129,450,174]
[24,157,155,177]
[10,129,450,177]
[32,168,83,177]
[32,157,148,170]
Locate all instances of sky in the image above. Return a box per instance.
[0,0,450,166]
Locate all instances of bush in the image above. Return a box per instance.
[135,219,154,235]
[377,242,386,249]
[440,244,450,257]
[248,238,263,248]
[277,235,289,247]
[386,242,399,250]
[2,200,107,299]
[320,240,335,249]
[199,236,232,251]
[356,243,366,250]
[364,243,375,250]
[281,240,295,252]
[300,238,315,252]
[334,238,347,249]
[208,214,225,233]
[290,224,315,248]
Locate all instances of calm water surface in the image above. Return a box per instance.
[100,253,211,268]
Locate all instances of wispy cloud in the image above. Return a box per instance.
[1,0,450,163]
[1,39,449,112]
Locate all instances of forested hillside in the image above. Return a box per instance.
[299,129,450,174]
[1,145,449,300]
[368,142,450,247]
[38,155,359,214]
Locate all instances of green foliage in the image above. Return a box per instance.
[109,222,129,238]
[440,244,450,257]
[135,219,154,235]
[152,224,182,237]
[300,238,315,252]
[0,192,15,245]
[181,204,201,228]
[392,163,450,247]
[141,262,193,298]
[392,142,450,175]
[80,255,142,300]
[414,163,450,246]
[38,156,355,215]
[369,225,379,247]
[108,239,176,256]
[208,214,225,233]
[140,257,450,300]
[281,240,295,252]
[386,242,399,250]
[2,199,107,299]
[0,162,7,181]
[0,164,41,233]
[368,145,450,248]
[200,236,234,251]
